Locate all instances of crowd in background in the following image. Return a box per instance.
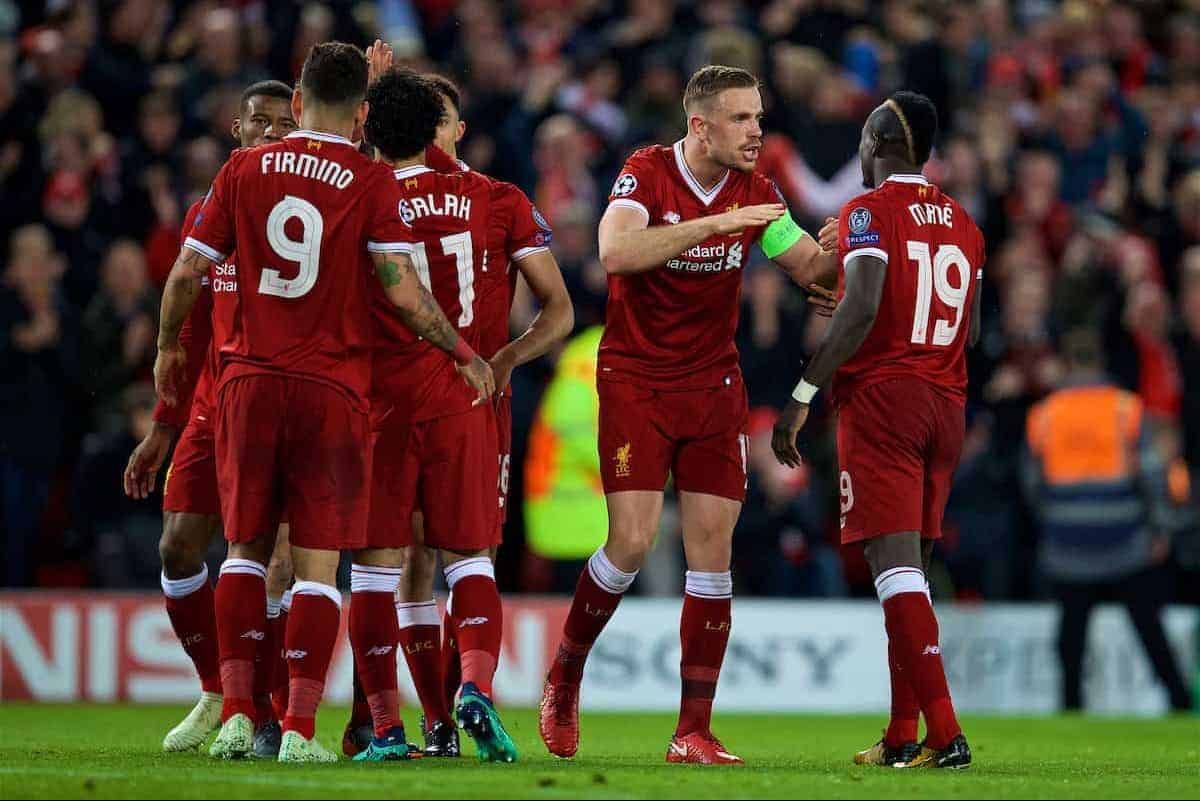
[2,0,1198,602]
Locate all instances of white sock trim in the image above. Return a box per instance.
[443,557,494,590]
[351,563,402,594]
[280,589,293,613]
[219,558,266,579]
[266,595,282,618]
[396,600,440,628]
[684,570,733,599]
[161,564,209,599]
[292,580,342,609]
[587,548,637,594]
[875,567,926,604]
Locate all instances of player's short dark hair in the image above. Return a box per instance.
[299,42,368,108]
[365,68,444,161]
[683,65,759,113]
[240,80,293,112]
[882,90,939,166]
[424,73,462,115]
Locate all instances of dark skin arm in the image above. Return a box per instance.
[154,247,211,406]
[489,250,574,392]
[372,251,496,402]
[772,254,888,467]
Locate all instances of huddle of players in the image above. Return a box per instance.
[133,40,980,769]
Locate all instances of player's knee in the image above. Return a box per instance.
[606,524,656,566]
[159,520,206,577]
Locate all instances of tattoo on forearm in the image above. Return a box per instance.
[375,255,407,288]
[399,283,460,353]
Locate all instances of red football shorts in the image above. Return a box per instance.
[215,374,369,551]
[496,393,512,527]
[597,378,750,502]
[368,403,500,552]
[836,377,965,545]
[163,416,220,517]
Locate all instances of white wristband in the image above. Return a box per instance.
[792,378,819,404]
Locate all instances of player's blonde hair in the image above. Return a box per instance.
[683,65,759,114]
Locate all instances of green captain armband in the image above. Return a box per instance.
[760,212,808,259]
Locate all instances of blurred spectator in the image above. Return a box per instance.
[75,381,168,588]
[80,239,158,433]
[1024,329,1193,712]
[1,224,78,586]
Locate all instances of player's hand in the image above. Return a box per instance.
[710,203,785,236]
[805,283,838,317]
[488,345,518,395]
[818,216,838,252]
[154,342,186,407]
[366,38,394,84]
[771,399,810,469]
[457,354,496,406]
[124,422,175,500]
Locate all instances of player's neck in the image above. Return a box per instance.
[874,159,922,188]
[682,136,728,190]
[383,153,427,170]
[298,110,356,142]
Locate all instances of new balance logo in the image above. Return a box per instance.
[459,616,489,628]
[285,649,308,660]
[584,603,613,619]
[669,741,688,759]
[365,645,393,657]
[240,630,265,641]
[922,645,941,656]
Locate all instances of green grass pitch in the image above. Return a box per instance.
[1,704,1197,799]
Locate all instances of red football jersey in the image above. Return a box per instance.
[371,165,495,423]
[185,130,414,410]
[478,180,553,361]
[599,142,785,390]
[833,174,986,405]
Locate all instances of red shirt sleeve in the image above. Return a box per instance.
[152,201,214,428]
[495,181,553,261]
[184,154,240,264]
[838,194,891,268]
[364,168,416,257]
[606,149,661,223]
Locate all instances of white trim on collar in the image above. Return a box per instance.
[884,174,930,186]
[394,166,434,179]
[285,130,354,146]
[673,139,729,206]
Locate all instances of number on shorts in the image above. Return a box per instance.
[410,232,476,327]
[498,453,511,499]
[260,195,323,298]
[907,241,971,347]
[839,470,854,515]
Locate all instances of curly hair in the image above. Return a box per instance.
[364,67,444,161]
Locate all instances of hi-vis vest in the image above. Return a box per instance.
[524,326,608,560]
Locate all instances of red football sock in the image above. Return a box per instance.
[883,592,961,750]
[675,572,732,737]
[214,560,267,722]
[270,601,289,722]
[550,549,635,685]
[440,604,461,712]
[162,566,222,695]
[397,601,451,726]
[349,565,403,737]
[444,559,503,697]
[283,583,342,739]
[253,605,278,726]
[350,660,371,727]
[885,637,920,747]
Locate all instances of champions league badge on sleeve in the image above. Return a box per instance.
[611,173,638,198]
[847,207,880,246]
